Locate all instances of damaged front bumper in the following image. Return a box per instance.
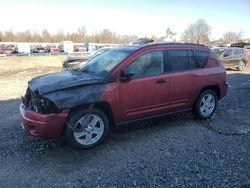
[20,104,69,139]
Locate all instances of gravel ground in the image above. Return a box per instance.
[0,68,250,188]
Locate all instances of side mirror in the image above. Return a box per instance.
[120,67,135,81]
[223,54,229,57]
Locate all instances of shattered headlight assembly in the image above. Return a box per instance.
[30,97,60,114]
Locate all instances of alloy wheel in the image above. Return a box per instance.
[199,93,215,116]
[73,114,104,146]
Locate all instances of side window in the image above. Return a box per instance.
[233,49,243,57]
[188,50,199,69]
[128,51,164,78]
[166,50,189,72]
[195,51,209,68]
[233,49,239,56]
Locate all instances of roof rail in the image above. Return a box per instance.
[147,42,206,47]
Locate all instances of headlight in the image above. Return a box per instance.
[30,97,59,114]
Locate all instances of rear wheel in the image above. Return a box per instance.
[65,108,109,149]
[238,60,246,71]
[193,90,217,119]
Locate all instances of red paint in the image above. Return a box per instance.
[20,105,69,139]
[50,47,60,52]
[103,44,228,123]
[0,49,12,54]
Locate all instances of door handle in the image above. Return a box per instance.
[155,79,167,84]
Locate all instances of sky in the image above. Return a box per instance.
[0,0,249,40]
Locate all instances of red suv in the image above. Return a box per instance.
[20,43,228,149]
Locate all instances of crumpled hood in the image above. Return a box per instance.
[28,70,104,95]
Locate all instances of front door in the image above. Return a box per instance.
[118,50,171,121]
[221,49,234,67]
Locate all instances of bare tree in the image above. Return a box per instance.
[99,29,116,43]
[42,29,51,42]
[181,19,211,44]
[54,30,66,42]
[223,30,244,43]
[120,35,138,44]
[4,30,15,42]
[15,30,32,42]
[32,31,43,42]
[77,26,86,36]
[0,31,2,42]
[76,26,87,42]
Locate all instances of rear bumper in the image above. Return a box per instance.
[20,104,69,139]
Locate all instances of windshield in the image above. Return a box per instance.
[212,48,226,56]
[79,49,130,77]
[93,48,108,55]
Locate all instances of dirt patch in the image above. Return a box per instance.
[0,55,65,100]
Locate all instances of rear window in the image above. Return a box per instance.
[195,51,209,68]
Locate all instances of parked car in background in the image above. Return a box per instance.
[31,45,45,53]
[0,48,12,54]
[62,56,89,69]
[0,44,18,54]
[45,45,60,53]
[63,47,112,69]
[212,47,248,71]
[244,45,250,49]
[73,45,86,52]
[20,43,228,149]
[0,47,12,54]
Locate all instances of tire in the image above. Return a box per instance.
[192,90,217,119]
[65,108,109,149]
[238,60,246,71]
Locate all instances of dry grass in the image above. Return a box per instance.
[0,55,66,100]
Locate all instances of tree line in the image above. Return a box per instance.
[0,19,245,44]
[0,27,138,44]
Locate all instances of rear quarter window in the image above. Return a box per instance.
[195,51,209,68]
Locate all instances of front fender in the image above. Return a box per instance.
[44,84,107,109]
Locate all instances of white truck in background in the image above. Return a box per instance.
[17,43,30,53]
[59,41,74,53]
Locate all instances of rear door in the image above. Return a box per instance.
[232,49,243,66]
[165,49,194,111]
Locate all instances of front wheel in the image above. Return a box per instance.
[193,90,217,119]
[65,108,109,149]
[238,60,246,71]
